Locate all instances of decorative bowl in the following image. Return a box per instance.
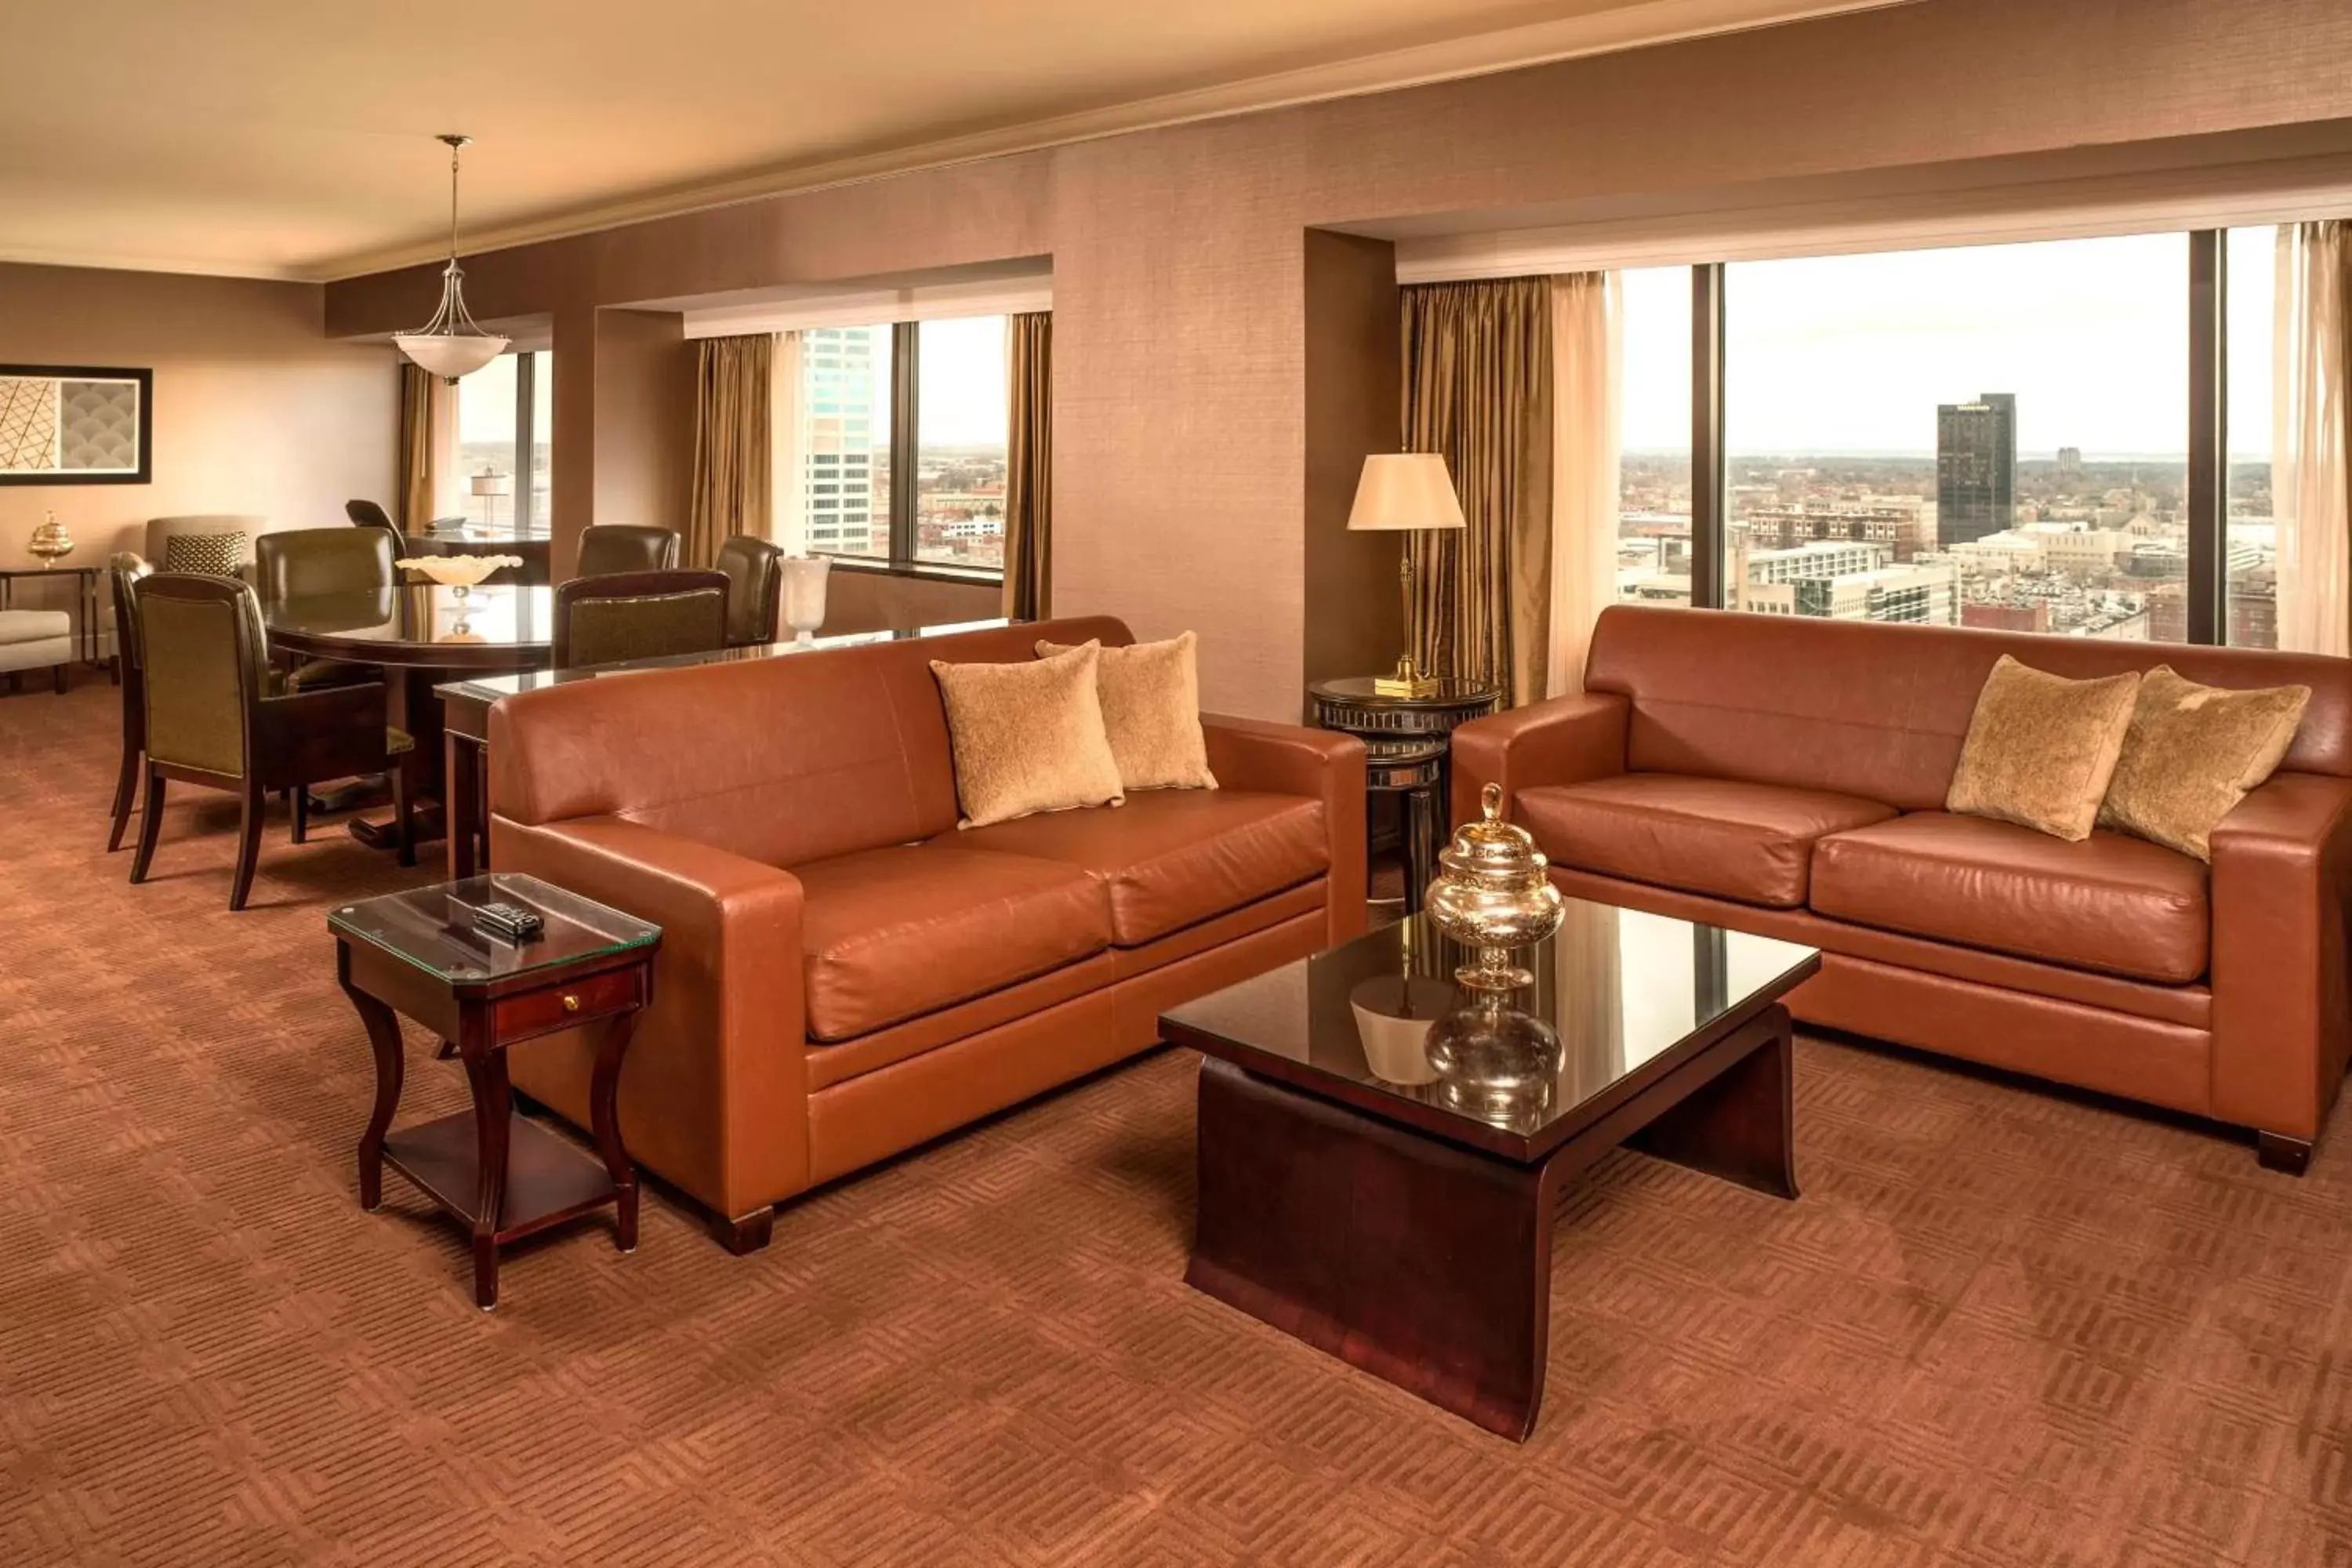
[395,554,521,590]
[1424,782,1566,989]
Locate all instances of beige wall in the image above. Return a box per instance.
[325,0,2352,717]
[0,265,394,622]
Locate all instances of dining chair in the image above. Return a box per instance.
[553,569,730,670]
[254,527,395,692]
[129,573,416,910]
[575,524,681,578]
[713,536,786,646]
[345,499,401,538]
[105,552,154,853]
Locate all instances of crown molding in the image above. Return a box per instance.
[0,245,314,285]
[304,0,1908,283]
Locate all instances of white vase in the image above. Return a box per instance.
[781,555,830,642]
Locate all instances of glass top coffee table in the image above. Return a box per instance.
[1159,905,1819,1440]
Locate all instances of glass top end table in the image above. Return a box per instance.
[331,872,659,993]
[1159,905,1820,1440]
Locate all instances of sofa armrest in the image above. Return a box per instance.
[1448,691,1628,827]
[1203,713,1367,943]
[2208,771,2352,1142]
[492,813,811,1220]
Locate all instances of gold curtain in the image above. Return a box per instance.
[395,361,441,532]
[1401,278,1554,706]
[1003,311,1053,619]
[687,334,774,568]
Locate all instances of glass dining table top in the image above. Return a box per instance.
[262,583,554,650]
[1159,909,1820,1157]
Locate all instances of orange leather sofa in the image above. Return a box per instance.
[1453,605,2352,1172]
[488,616,1366,1249]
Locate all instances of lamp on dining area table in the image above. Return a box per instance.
[1348,452,1466,699]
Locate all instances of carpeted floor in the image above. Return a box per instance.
[5,678,2352,1566]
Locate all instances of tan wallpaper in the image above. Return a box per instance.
[325,0,2352,717]
[0,266,395,613]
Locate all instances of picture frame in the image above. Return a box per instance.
[0,364,153,485]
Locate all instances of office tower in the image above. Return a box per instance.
[800,326,881,555]
[1937,393,2016,548]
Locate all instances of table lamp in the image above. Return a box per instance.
[470,467,512,530]
[1348,452,1466,698]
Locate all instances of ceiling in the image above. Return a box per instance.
[0,0,1896,283]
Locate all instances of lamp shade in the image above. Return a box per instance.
[1348,452,1467,533]
[393,332,508,381]
[470,469,513,498]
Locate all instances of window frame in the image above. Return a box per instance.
[1670,230,2234,643]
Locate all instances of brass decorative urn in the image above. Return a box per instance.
[1424,782,1566,989]
[27,511,74,568]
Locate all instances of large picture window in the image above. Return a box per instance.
[1617,223,2295,649]
[452,348,551,532]
[789,315,1007,576]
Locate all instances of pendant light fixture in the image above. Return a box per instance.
[392,134,509,383]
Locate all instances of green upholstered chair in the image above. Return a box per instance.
[553,569,730,671]
[129,572,416,910]
[575,524,681,578]
[254,526,394,693]
[105,553,156,853]
[713,536,786,646]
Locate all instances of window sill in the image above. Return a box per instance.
[818,556,1004,587]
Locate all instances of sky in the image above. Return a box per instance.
[1621,227,2280,460]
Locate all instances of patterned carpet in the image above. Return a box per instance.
[5,677,2352,1566]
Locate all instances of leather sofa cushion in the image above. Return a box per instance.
[1515,774,1896,909]
[1811,812,2209,984]
[953,790,1327,945]
[795,844,1112,1040]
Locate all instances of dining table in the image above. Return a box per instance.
[403,520,554,586]
[261,582,553,852]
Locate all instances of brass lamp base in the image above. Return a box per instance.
[1374,655,1439,699]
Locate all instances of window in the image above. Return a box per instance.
[1617,267,1694,606]
[452,349,550,532]
[1719,235,2187,638]
[2226,225,2278,648]
[786,316,1008,575]
[915,315,1009,570]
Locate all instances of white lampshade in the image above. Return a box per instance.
[394,332,509,381]
[470,469,513,498]
[1348,452,1467,533]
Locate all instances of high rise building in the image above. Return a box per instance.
[799,326,881,556]
[1936,392,2016,548]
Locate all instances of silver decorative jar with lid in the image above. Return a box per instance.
[1424,781,1566,989]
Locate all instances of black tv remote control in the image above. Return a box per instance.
[473,900,545,942]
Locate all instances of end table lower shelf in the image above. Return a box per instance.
[378,1112,636,1253]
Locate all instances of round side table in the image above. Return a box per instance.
[1308,676,1503,909]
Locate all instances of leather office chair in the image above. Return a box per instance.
[713,536,786,646]
[345,499,401,537]
[129,573,416,909]
[105,553,154,853]
[553,570,730,670]
[575,524,681,578]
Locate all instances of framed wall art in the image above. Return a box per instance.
[0,365,153,485]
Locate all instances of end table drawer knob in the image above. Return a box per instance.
[562,994,581,1013]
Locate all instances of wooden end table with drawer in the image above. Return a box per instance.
[330,873,662,1309]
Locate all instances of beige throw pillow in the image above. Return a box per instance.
[2098,666,2310,860]
[1946,655,2141,841]
[1036,632,1218,793]
[931,641,1125,828]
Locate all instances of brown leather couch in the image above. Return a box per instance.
[1452,605,2352,1172]
[489,616,1367,1248]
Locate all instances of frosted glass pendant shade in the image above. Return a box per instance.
[394,332,508,381]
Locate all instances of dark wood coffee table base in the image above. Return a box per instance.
[1187,1002,1796,1441]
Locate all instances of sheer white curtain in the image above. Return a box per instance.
[768,329,808,552]
[1545,272,1622,697]
[2276,222,2352,657]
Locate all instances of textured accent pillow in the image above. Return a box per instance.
[931,641,1125,828]
[162,532,246,577]
[1946,655,2141,841]
[1035,632,1217,793]
[2098,665,2310,860]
